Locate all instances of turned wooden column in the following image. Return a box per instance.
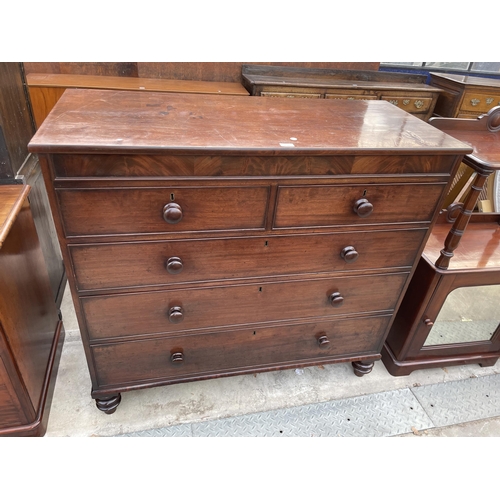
[431,106,500,270]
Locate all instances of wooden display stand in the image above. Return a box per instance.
[0,185,64,436]
[382,107,500,375]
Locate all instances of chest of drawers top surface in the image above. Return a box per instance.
[28,89,470,157]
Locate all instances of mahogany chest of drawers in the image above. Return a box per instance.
[242,64,442,121]
[28,89,470,413]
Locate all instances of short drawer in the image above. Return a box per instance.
[325,94,378,100]
[70,229,426,291]
[91,314,391,387]
[57,186,270,236]
[460,92,500,113]
[274,182,445,228]
[380,96,433,113]
[81,272,408,340]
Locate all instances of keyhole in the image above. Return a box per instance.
[259,287,263,292]
[362,189,367,197]
[264,241,268,247]
[170,193,175,201]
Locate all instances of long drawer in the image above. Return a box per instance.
[57,186,270,236]
[70,229,427,291]
[274,182,446,228]
[91,315,391,387]
[81,272,408,340]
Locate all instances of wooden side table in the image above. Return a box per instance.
[382,107,500,375]
[0,185,64,436]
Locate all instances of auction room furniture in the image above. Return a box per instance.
[0,184,64,436]
[28,89,470,413]
[382,106,500,375]
[26,73,250,128]
[242,64,442,121]
[430,72,500,119]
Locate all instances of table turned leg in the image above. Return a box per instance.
[95,393,122,414]
[352,360,374,377]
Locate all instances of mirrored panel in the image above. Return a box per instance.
[424,284,500,346]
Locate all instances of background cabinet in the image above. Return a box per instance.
[242,64,442,121]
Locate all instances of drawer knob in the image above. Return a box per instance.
[168,306,184,323]
[353,198,373,218]
[170,352,184,363]
[317,335,330,348]
[166,257,184,275]
[424,318,434,327]
[341,246,359,263]
[329,292,344,307]
[163,203,183,224]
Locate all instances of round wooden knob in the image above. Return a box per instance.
[317,335,330,348]
[163,203,183,224]
[329,292,344,307]
[170,352,184,363]
[341,246,359,263]
[165,257,183,275]
[168,306,184,323]
[424,318,434,327]
[353,198,373,218]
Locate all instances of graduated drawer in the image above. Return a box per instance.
[274,182,445,228]
[380,96,433,113]
[91,315,391,387]
[70,229,427,291]
[57,186,270,237]
[82,272,408,340]
[460,92,500,113]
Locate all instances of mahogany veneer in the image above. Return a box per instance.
[28,89,470,413]
[0,185,64,436]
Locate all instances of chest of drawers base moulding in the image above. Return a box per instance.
[28,89,471,414]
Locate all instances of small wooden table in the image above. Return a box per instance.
[382,106,500,375]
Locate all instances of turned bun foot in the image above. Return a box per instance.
[95,393,122,414]
[352,361,374,377]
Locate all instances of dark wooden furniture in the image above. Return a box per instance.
[382,107,500,375]
[430,72,500,119]
[1,63,66,309]
[26,73,250,129]
[242,64,442,121]
[28,89,470,413]
[0,185,64,436]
